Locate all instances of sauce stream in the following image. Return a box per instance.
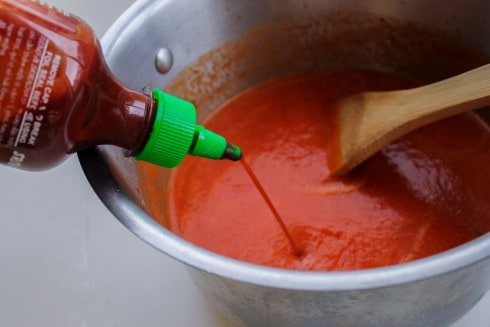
[240,156,303,256]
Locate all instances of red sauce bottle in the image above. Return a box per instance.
[0,0,241,171]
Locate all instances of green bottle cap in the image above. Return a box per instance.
[134,89,242,168]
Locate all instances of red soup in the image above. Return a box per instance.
[166,70,490,271]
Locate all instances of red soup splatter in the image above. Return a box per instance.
[166,70,490,271]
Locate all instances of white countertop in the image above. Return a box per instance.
[0,0,488,326]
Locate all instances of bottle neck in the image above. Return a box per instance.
[67,55,155,154]
[65,48,241,166]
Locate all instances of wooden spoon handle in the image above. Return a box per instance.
[378,63,490,127]
[335,64,490,175]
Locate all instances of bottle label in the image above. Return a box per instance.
[0,8,64,168]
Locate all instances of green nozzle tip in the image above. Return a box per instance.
[223,143,242,161]
[189,126,243,161]
[135,89,241,167]
[189,126,227,159]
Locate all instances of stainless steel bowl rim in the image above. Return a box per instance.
[83,0,490,292]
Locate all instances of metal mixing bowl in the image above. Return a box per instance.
[79,0,490,326]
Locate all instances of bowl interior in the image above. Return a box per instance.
[81,0,490,287]
[126,5,490,227]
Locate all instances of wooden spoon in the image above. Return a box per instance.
[330,64,490,175]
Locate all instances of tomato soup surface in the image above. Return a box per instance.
[167,70,490,271]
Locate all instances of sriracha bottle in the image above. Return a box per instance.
[0,0,241,171]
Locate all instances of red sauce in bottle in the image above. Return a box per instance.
[0,0,154,170]
[167,70,490,271]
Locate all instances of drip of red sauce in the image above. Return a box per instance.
[240,156,303,256]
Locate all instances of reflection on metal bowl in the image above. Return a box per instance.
[79,0,490,326]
